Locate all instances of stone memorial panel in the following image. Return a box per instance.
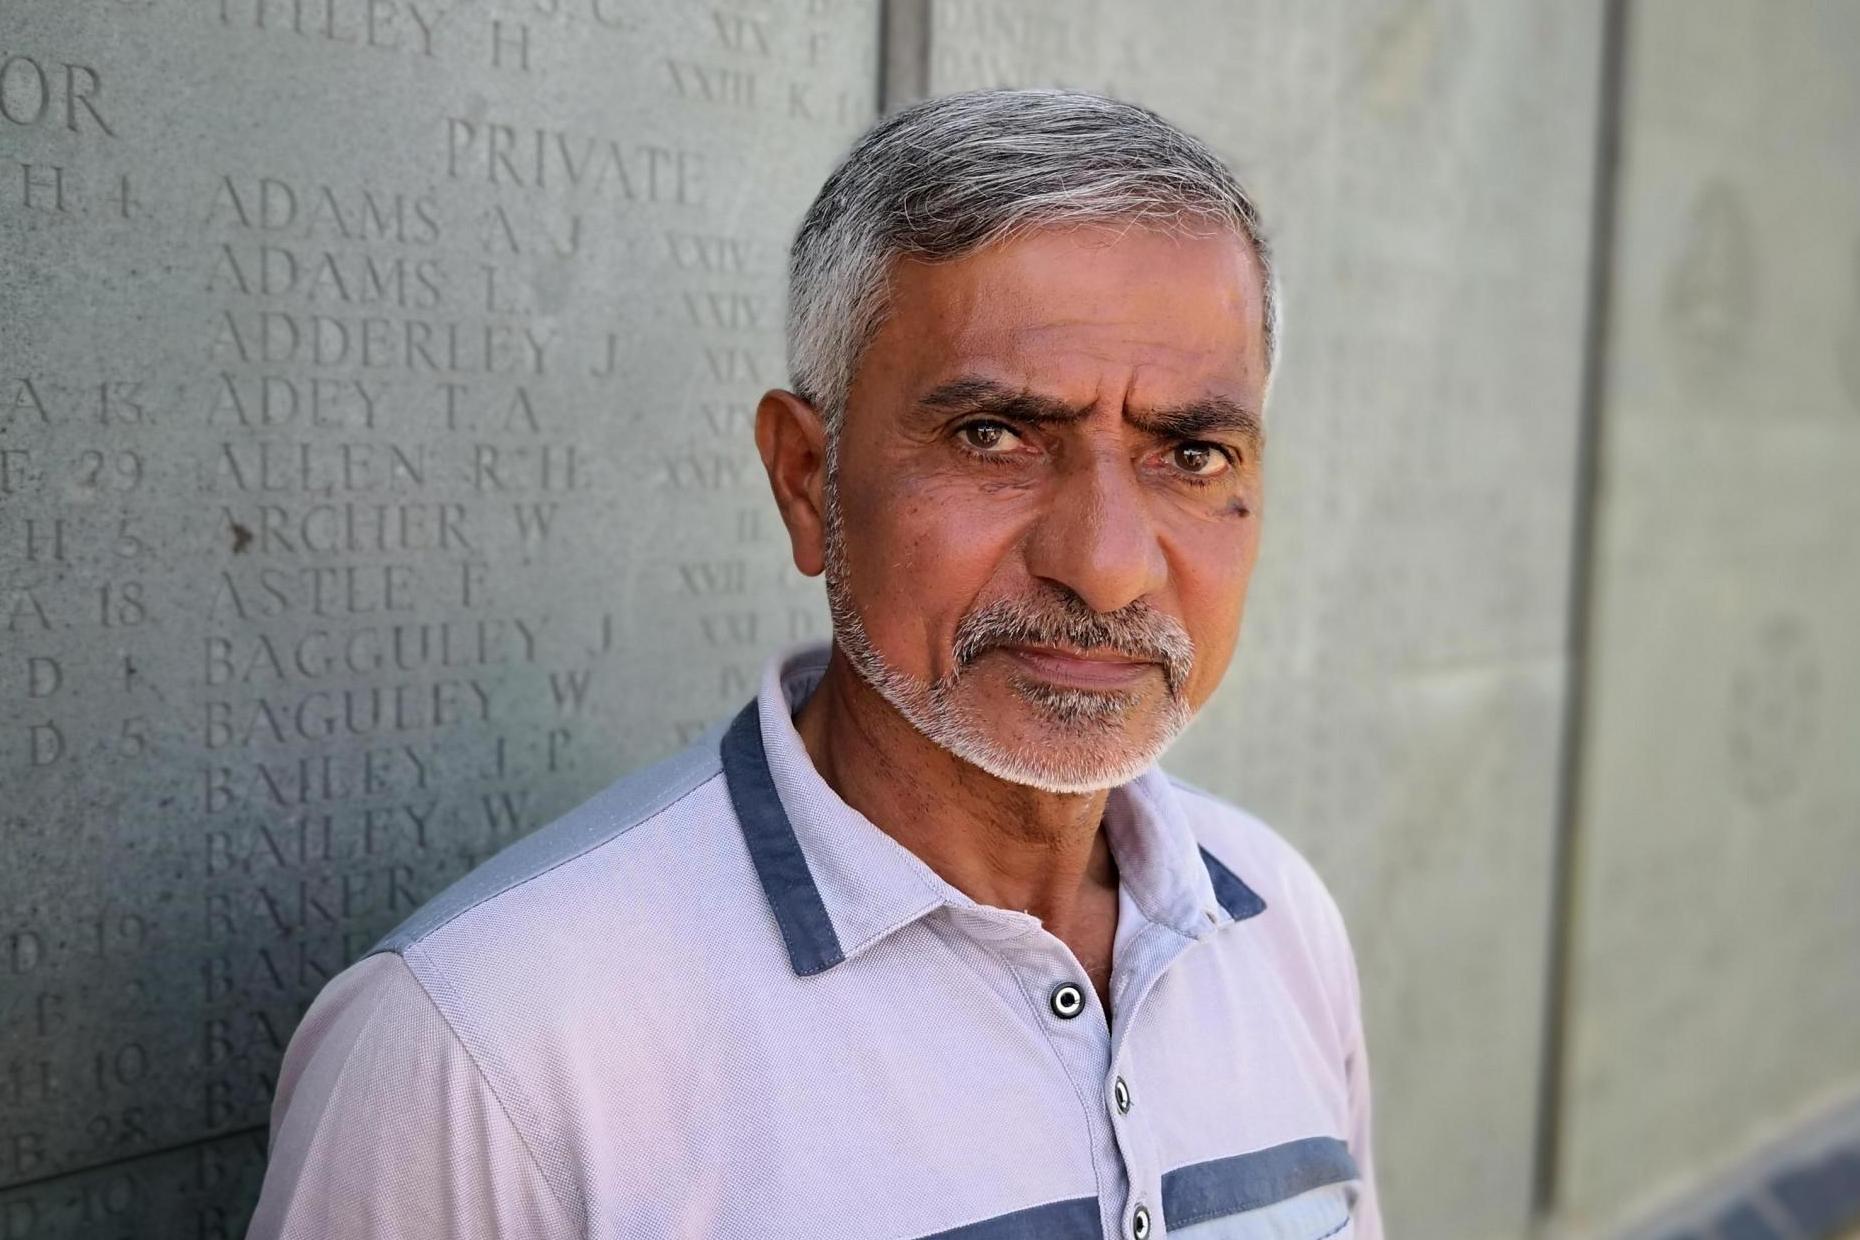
[1556,0,1860,1230]
[918,3,1603,1237]
[0,1,873,1234]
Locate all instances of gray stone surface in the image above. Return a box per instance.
[918,3,1603,1237]
[1555,0,1860,1231]
[0,1,870,1232]
[8,3,1858,1238]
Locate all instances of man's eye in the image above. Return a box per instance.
[956,421,1023,453]
[1171,442,1232,477]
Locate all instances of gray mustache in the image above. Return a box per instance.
[950,591,1196,697]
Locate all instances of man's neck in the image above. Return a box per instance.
[790,648,1119,939]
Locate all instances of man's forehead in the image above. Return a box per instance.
[876,226,1271,405]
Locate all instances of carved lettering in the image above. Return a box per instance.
[445,116,705,203]
[0,55,113,135]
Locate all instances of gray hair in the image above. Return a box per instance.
[785,88,1281,434]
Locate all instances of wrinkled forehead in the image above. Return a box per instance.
[869,223,1271,418]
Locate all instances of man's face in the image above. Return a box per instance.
[822,223,1270,792]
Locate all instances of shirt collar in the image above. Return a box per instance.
[720,640,1266,977]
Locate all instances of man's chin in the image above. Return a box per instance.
[950,732,1169,794]
[842,640,1189,790]
[989,676,1174,736]
[935,692,1188,792]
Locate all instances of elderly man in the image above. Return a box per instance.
[249,89,1382,1240]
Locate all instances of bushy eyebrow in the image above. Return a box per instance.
[918,377,1079,425]
[916,375,1263,452]
[1129,399,1263,451]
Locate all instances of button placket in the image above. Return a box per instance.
[991,932,1128,1240]
[1102,919,1194,1240]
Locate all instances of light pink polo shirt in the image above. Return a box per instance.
[248,640,1381,1239]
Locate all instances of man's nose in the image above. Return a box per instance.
[1021,446,1169,615]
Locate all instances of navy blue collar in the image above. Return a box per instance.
[721,702,846,976]
[1199,844,1268,920]
[720,698,1267,978]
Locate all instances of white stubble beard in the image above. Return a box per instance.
[818,451,1195,794]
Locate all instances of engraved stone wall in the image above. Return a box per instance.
[0,2,871,1234]
[1556,0,1860,1230]
[916,4,1604,1237]
[6,4,1860,1239]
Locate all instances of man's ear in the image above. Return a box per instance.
[754,389,830,577]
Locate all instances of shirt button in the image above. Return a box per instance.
[1048,981,1085,1019]
[1131,1203,1151,1239]
[1113,1075,1132,1114]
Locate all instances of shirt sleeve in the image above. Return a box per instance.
[1333,914,1384,1240]
[246,951,575,1240]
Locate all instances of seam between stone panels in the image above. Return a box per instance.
[1534,0,1629,1215]
[878,0,930,112]
[399,941,583,1235]
[403,764,723,949]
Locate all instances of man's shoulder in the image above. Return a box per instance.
[1160,769,1353,949]
[370,713,737,959]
